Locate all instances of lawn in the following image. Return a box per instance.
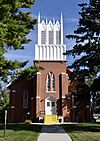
[62,123,100,141]
[0,124,42,141]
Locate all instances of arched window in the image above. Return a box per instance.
[49,31,53,44]
[46,74,50,91]
[23,90,28,108]
[46,72,55,92]
[56,31,61,44]
[52,74,55,91]
[41,31,46,44]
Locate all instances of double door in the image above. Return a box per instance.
[45,98,56,115]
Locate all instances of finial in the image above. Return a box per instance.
[53,18,55,24]
[61,13,63,24]
[38,12,40,23]
[46,17,48,24]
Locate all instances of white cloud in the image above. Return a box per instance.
[64,17,78,23]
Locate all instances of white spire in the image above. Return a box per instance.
[60,13,63,44]
[38,12,40,23]
[38,12,41,45]
[46,17,48,24]
[61,13,63,24]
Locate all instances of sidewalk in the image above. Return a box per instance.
[37,125,72,141]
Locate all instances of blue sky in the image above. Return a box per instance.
[4,0,88,67]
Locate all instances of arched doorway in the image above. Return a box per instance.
[45,96,56,115]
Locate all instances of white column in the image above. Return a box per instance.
[63,45,66,60]
[61,13,63,45]
[38,12,41,45]
[54,24,56,45]
[43,45,46,60]
[36,72,41,118]
[40,46,42,60]
[47,45,49,60]
[46,22,49,44]
[61,45,63,60]
[35,45,39,60]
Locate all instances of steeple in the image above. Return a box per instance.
[61,13,63,24]
[38,12,41,45]
[46,17,48,24]
[38,12,40,23]
[35,13,66,61]
[60,13,63,44]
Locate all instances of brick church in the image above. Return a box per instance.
[8,14,91,123]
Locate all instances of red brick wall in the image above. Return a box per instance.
[34,61,71,121]
[8,79,34,122]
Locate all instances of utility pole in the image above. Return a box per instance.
[4,109,7,138]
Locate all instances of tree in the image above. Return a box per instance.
[0,91,9,108]
[0,90,9,122]
[0,0,37,83]
[91,77,100,113]
[65,0,100,80]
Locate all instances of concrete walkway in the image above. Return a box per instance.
[37,125,72,141]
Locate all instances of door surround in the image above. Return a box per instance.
[45,96,56,115]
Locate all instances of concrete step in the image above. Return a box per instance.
[44,115,59,124]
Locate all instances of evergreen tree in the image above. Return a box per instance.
[0,0,37,83]
[65,0,100,80]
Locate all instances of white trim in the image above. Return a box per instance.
[61,72,66,75]
[36,72,41,75]
[35,44,66,61]
[36,96,40,99]
[12,90,16,93]
[46,72,56,92]
[46,91,56,93]
[45,96,56,115]
[62,96,66,98]
[73,106,77,108]
[11,106,15,109]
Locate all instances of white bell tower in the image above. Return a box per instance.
[35,13,66,61]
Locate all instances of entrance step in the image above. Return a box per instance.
[44,115,59,124]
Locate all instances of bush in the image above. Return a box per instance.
[24,120,32,124]
[0,107,4,123]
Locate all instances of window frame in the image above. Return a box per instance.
[49,31,54,44]
[46,72,56,92]
[23,90,28,108]
[41,31,46,44]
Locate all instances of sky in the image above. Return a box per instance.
[4,0,88,68]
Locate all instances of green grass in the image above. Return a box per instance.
[62,123,100,141]
[0,124,42,141]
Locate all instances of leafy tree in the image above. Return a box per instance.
[0,91,9,108]
[16,65,43,80]
[91,77,100,113]
[65,0,100,121]
[65,0,100,80]
[0,0,37,83]
[0,90,9,122]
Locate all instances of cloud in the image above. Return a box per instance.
[4,53,33,60]
[64,17,78,23]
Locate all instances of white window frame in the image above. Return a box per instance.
[41,31,46,44]
[56,31,61,44]
[49,31,53,44]
[46,72,56,92]
[23,90,28,108]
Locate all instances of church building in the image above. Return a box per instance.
[8,14,91,123]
